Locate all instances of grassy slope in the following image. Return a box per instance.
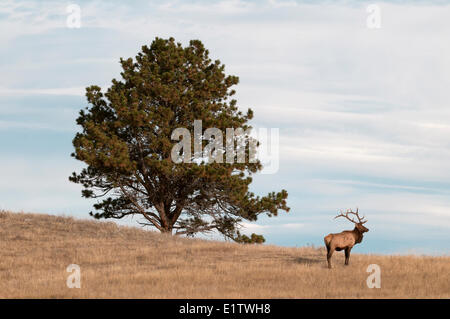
[0,211,448,298]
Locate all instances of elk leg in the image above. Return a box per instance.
[327,247,335,269]
[344,247,351,265]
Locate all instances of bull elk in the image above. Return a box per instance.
[324,208,369,269]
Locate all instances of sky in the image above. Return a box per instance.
[1,0,450,255]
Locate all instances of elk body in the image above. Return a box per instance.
[324,209,369,269]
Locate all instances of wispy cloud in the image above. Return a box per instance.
[0,87,85,96]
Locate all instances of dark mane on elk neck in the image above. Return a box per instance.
[354,227,363,243]
[324,208,369,269]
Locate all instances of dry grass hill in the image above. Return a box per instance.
[0,210,448,298]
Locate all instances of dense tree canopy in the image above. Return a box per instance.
[70,37,289,242]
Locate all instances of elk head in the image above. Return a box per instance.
[335,208,369,233]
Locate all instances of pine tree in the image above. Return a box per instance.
[70,37,289,242]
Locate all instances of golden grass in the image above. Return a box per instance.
[0,210,448,298]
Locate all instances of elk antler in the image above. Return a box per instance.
[355,208,367,224]
[335,208,367,224]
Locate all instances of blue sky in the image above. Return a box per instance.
[1,0,450,255]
